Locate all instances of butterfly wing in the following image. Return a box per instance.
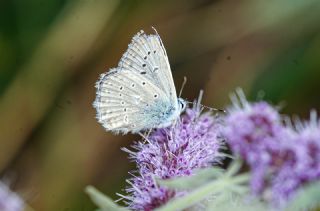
[94,30,180,133]
[118,30,178,108]
[94,68,177,134]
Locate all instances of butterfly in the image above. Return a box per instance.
[93,28,186,134]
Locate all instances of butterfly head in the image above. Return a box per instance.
[178,98,187,113]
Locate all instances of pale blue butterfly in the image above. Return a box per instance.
[93,28,186,134]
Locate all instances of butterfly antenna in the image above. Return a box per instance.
[202,105,226,113]
[179,76,187,98]
[151,26,159,35]
[184,98,225,113]
[197,90,226,113]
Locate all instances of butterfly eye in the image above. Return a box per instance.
[178,99,186,111]
[180,102,184,109]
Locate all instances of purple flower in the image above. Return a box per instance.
[122,101,224,210]
[295,112,320,180]
[223,90,284,193]
[223,89,320,207]
[0,182,24,211]
[271,112,320,206]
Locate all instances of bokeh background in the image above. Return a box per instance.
[0,0,320,210]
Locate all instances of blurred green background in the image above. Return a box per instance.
[0,0,319,210]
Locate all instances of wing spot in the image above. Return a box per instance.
[142,82,146,85]
[144,56,147,60]
[148,51,151,55]
[142,64,146,67]
[140,71,146,75]
[153,50,156,54]
[154,94,158,98]
[124,108,127,112]
[121,101,125,105]
[120,86,123,90]
[153,67,159,72]
[119,94,122,96]
[131,84,135,87]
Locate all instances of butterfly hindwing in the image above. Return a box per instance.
[94,68,171,133]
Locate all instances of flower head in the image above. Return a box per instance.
[223,89,284,193]
[271,111,320,205]
[294,111,320,179]
[223,89,320,207]
[123,100,224,210]
[0,182,24,211]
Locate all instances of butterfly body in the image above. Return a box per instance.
[93,29,185,134]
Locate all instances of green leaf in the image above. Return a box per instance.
[209,194,268,211]
[157,167,224,190]
[225,159,243,177]
[85,186,129,211]
[155,173,249,211]
[286,181,320,211]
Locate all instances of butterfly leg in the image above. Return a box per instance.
[138,131,152,144]
[145,129,152,139]
[143,129,153,144]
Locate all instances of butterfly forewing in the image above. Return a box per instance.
[118,30,177,105]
